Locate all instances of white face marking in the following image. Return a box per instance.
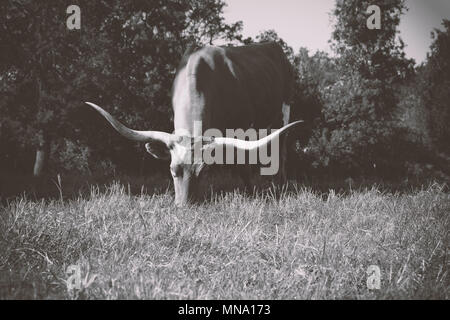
[172,66,192,135]
[170,143,190,167]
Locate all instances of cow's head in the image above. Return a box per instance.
[144,134,209,206]
[85,102,302,206]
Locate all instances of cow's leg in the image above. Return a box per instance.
[280,103,291,184]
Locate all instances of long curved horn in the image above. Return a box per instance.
[85,102,176,145]
[211,120,303,151]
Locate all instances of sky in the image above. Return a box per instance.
[223,0,450,64]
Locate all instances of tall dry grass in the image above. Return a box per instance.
[0,181,448,299]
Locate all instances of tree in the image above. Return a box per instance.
[0,1,87,176]
[420,19,450,153]
[184,0,246,46]
[255,30,295,63]
[307,0,414,174]
[287,48,339,176]
[292,48,337,138]
[0,0,246,176]
[332,0,412,82]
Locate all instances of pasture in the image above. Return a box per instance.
[0,178,448,300]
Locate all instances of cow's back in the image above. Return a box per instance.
[172,42,293,135]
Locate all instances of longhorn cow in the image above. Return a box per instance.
[86,42,302,206]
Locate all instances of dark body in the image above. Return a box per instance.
[172,42,294,136]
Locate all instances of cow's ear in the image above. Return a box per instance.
[145,142,171,160]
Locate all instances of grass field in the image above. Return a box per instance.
[0,179,448,299]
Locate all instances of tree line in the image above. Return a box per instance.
[1,0,449,183]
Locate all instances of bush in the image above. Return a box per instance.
[50,138,91,174]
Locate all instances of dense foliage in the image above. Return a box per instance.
[420,19,450,153]
[0,0,448,183]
